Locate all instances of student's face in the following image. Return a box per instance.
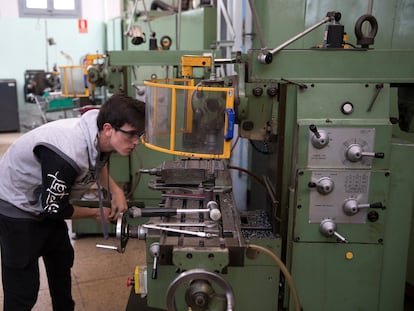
[103,123,142,156]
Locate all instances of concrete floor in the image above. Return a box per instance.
[0,232,147,311]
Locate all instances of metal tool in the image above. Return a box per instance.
[96,244,118,251]
[149,221,217,228]
[143,224,218,238]
[129,205,221,221]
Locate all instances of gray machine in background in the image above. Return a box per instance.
[0,79,20,132]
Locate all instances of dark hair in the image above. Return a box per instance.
[97,94,145,133]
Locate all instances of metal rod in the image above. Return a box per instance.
[247,0,267,49]
[125,0,140,35]
[143,224,216,238]
[152,222,216,227]
[161,193,206,200]
[269,16,331,54]
[176,209,210,214]
[176,0,182,50]
[142,0,154,34]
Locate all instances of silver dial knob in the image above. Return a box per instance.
[319,219,348,243]
[309,124,329,149]
[316,177,334,195]
[345,144,384,162]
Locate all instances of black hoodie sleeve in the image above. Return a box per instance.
[33,145,78,219]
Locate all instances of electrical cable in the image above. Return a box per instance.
[247,244,302,311]
[95,163,109,239]
[227,165,265,187]
[230,133,240,153]
[127,147,143,199]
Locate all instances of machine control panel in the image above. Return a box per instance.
[308,170,371,224]
[307,127,379,168]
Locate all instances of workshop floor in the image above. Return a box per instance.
[1,229,147,311]
[1,106,414,310]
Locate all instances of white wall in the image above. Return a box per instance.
[0,0,121,19]
[0,0,121,115]
[0,0,19,17]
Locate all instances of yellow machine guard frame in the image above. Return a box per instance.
[143,78,234,159]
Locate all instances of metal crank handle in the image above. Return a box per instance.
[96,244,119,251]
[333,231,348,243]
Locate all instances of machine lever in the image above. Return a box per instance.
[367,83,384,112]
[333,231,348,243]
[258,11,341,63]
[309,124,320,138]
[149,243,160,280]
[319,219,348,243]
[96,244,119,251]
[346,144,384,162]
[343,199,383,215]
[309,177,334,195]
[361,151,384,159]
[370,202,384,209]
[309,124,329,149]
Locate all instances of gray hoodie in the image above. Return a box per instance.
[0,109,100,219]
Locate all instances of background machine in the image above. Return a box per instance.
[92,0,414,310]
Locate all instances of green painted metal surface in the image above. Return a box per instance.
[146,238,281,311]
[291,242,383,310]
[247,49,414,83]
[108,50,211,66]
[282,81,414,309]
[296,83,391,120]
[172,247,230,271]
[126,7,217,51]
[378,141,414,310]
[294,169,389,243]
[251,0,414,50]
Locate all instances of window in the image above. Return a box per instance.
[19,0,81,18]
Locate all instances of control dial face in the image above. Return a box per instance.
[307,128,375,168]
[341,137,372,166]
[308,170,370,224]
[345,144,364,162]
